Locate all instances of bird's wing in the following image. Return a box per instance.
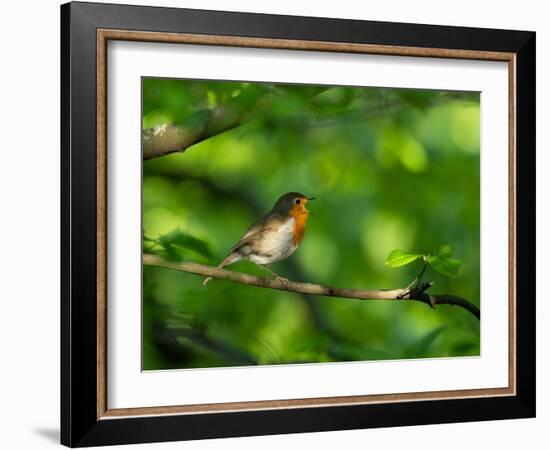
[230,212,287,254]
[205,213,284,285]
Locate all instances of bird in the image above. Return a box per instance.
[203,192,315,285]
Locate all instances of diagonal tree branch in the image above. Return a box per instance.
[143,254,480,320]
[143,103,256,160]
[142,86,329,160]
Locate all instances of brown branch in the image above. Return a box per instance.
[143,122,203,160]
[143,254,480,319]
[142,86,330,160]
[143,104,254,160]
[415,293,481,319]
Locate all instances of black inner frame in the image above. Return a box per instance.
[61,2,536,447]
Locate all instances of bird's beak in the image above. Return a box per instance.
[307,196,316,201]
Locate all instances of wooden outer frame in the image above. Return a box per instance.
[62,1,535,447]
[96,28,516,418]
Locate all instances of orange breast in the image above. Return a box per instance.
[290,209,309,246]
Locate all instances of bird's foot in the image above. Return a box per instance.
[275,275,290,286]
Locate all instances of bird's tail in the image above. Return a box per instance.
[203,252,241,286]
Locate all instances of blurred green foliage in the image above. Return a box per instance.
[142,78,480,370]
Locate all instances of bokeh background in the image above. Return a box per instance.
[142,78,480,370]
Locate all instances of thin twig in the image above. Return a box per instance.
[143,254,480,319]
[403,259,429,293]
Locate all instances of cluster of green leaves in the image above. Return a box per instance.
[385,245,462,277]
[142,78,481,370]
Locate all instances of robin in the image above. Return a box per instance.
[203,192,315,285]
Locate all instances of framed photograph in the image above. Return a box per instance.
[61,1,536,447]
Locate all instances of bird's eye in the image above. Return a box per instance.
[294,198,301,205]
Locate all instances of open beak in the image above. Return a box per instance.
[306,197,316,215]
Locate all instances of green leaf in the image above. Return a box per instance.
[427,254,461,277]
[385,249,423,268]
[438,244,454,257]
[157,228,212,260]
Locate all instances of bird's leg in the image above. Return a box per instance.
[260,265,290,284]
[259,264,279,277]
